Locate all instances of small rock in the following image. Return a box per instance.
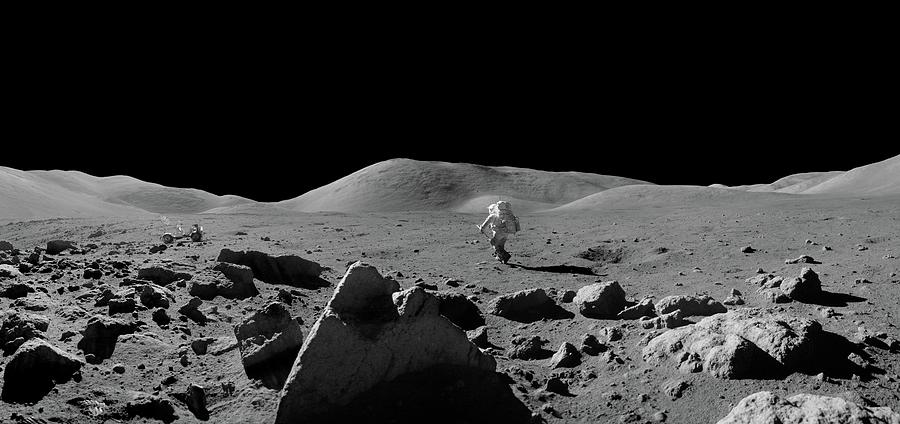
[510,336,548,360]
[545,377,569,395]
[740,246,755,253]
[467,326,490,349]
[581,333,605,356]
[152,308,171,326]
[574,281,627,318]
[113,363,126,374]
[785,255,818,264]
[662,378,690,399]
[548,342,581,368]
[600,327,624,342]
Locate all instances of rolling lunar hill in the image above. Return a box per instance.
[0,166,252,220]
[276,159,652,213]
[717,154,900,196]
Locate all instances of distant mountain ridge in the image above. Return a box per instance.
[2,154,897,219]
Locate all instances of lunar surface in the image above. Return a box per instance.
[0,156,898,423]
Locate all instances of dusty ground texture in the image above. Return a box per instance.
[0,194,898,423]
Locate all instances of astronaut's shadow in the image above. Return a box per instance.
[508,263,596,276]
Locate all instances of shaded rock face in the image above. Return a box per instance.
[137,266,193,285]
[716,391,900,423]
[781,267,823,301]
[138,283,175,309]
[0,310,50,354]
[510,335,551,360]
[216,248,326,288]
[489,288,562,322]
[2,339,83,403]
[549,342,581,368]
[234,302,304,389]
[643,309,822,379]
[77,315,138,363]
[574,281,627,318]
[191,262,260,300]
[126,392,176,423]
[0,241,13,251]
[618,296,655,319]
[433,291,485,330]
[275,262,525,424]
[0,264,23,280]
[46,240,76,255]
[655,294,727,317]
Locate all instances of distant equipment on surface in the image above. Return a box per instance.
[161,223,204,244]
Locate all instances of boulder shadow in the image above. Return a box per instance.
[509,263,595,276]
[800,330,885,381]
[304,366,534,424]
[245,348,301,390]
[799,291,866,307]
[500,304,575,324]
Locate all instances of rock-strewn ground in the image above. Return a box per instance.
[0,194,898,423]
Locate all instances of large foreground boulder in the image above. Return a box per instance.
[643,308,822,379]
[573,281,627,318]
[655,294,727,317]
[275,262,527,423]
[234,302,304,389]
[717,391,900,423]
[2,339,83,403]
[217,248,325,288]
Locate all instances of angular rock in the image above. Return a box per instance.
[581,333,605,355]
[716,391,900,423]
[545,377,569,395]
[785,255,818,264]
[126,392,176,422]
[759,288,792,303]
[178,297,208,324]
[723,289,745,306]
[137,266,193,285]
[510,335,549,360]
[138,283,175,309]
[217,248,325,288]
[643,308,822,379]
[746,274,776,286]
[183,383,208,420]
[0,310,50,354]
[617,296,655,319]
[489,288,554,320]
[152,308,171,326]
[199,262,260,299]
[0,264,23,280]
[661,379,690,400]
[600,326,624,342]
[655,294,726,317]
[2,339,83,403]
[234,302,304,388]
[467,326,490,348]
[549,342,581,368]
[77,315,137,362]
[740,245,755,253]
[274,262,508,423]
[108,297,137,315]
[46,240,76,255]
[639,310,685,330]
[780,267,822,301]
[1,281,35,299]
[433,291,485,330]
[573,281,627,318]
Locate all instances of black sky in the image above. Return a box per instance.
[5,22,897,202]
